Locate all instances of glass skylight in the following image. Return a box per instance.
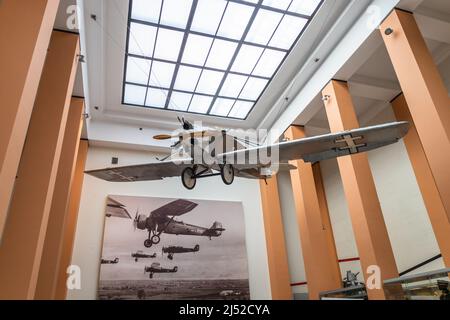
[123,0,322,119]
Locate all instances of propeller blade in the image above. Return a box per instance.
[153,134,173,140]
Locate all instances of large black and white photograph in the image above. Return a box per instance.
[98,195,250,300]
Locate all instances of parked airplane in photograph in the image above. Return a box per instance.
[132,199,225,248]
[162,244,200,260]
[131,250,157,262]
[86,117,410,190]
[144,262,178,279]
[101,257,119,264]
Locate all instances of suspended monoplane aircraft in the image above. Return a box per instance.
[86,118,409,190]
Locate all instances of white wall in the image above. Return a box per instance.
[67,146,271,300]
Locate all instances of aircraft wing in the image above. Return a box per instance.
[85,158,192,182]
[151,199,198,217]
[218,121,409,164]
[106,197,132,219]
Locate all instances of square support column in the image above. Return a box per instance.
[259,178,292,300]
[322,80,399,300]
[0,0,59,240]
[35,98,85,300]
[55,140,88,300]
[392,94,450,266]
[381,9,450,223]
[285,126,341,300]
[0,31,79,299]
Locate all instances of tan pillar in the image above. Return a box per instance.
[392,94,450,266]
[0,0,59,240]
[322,80,399,300]
[55,140,88,300]
[0,31,79,299]
[381,9,450,223]
[259,178,292,300]
[285,126,341,299]
[35,98,85,299]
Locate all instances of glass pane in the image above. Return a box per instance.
[195,69,224,94]
[228,100,254,119]
[154,28,184,61]
[145,88,168,108]
[269,15,307,49]
[124,84,146,105]
[239,77,268,100]
[191,0,227,35]
[289,0,322,16]
[262,0,291,10]
[169,91,193,111]
[231,44,264,74]
[219,74,248,98]
[160,0,193,28]
[217,2,254,40]
[149,61,175,88]
[252,49,285,77]
[210,98,235,116]
[128,22,157,57]
[125,56,150,85]
[131,0,162,23]
[174,65,202,91]
[189,94,213,113]
[205,39,238,70]
[182,34,213,66]
[246,9,283,45]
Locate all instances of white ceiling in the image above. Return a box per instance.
[52,0,449,149]
[303,0,450,131]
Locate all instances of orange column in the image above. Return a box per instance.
[392,94,450,266]
[322,80,399,300]
[259,178,292,300]
[35,98,85,300]
[55,140,88,300]
[381,9,450,223]
[285,126,341,300]
[0,31,79,299]
[0,0,59,240]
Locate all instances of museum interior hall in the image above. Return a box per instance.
[0,0,450,301]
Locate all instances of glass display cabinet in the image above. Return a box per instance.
[384,268,450,300]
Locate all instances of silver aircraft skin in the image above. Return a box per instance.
[133,199,225,248]
[86,118,410,190]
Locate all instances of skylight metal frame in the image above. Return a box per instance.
[122,0,323,120]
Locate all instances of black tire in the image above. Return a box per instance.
[181,167,196,190]
[144,239,153,248]
[151,235,161,245]
[220,164,234,185]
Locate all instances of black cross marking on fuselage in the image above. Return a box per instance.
[335,135,365,154]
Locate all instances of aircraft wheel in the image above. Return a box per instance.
[181,167,196,190]
[151,235,161,245]
[144,239,153,248]
[135,258,138,262]
[149,273,153,279]
[220,164,234,185]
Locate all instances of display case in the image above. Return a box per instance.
[384,268,450,300]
